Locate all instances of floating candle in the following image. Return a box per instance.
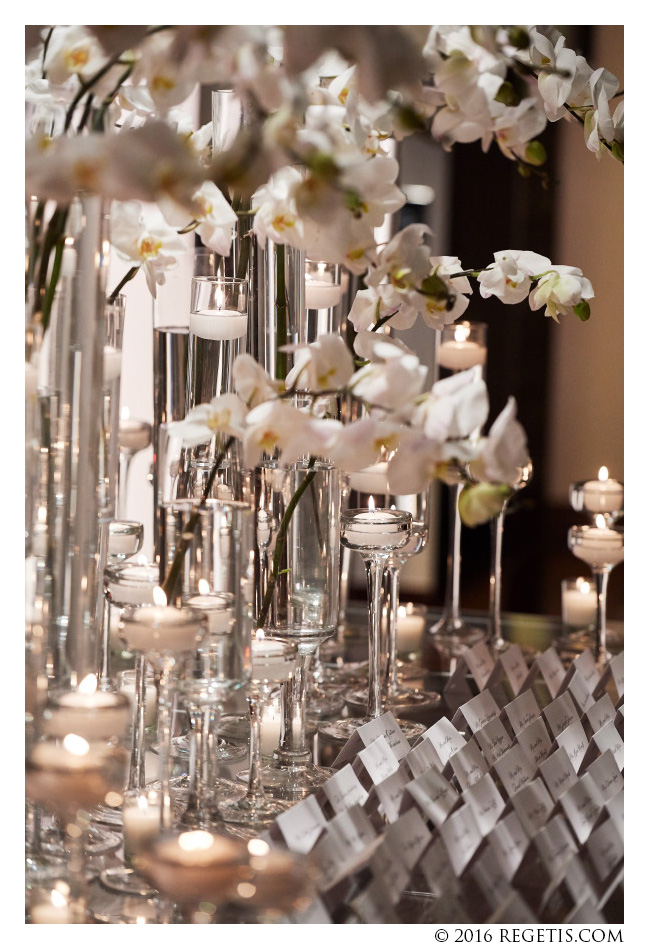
[341,505,411,551]
[103,345,123,382]
[189,309,248,341]
[304,280,343,310]
[184,592,234,634]
[43,684,131,741]
[120,604,207,654]
[251,637,296,684]
[119,418,152,453]
[437,339,487,371]
[106,562,160,607]
[561,578,597,628]
[569,521,624,569]
[580,467,624,514]
[108,520,143,558]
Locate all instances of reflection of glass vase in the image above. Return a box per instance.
[251,461,341,799]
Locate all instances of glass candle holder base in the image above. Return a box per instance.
[217,793,292,827]
[397,660,431,681]
[40,824,121,858]
[90,803,124,827]
[217,712,250,744]
[343,684,441,716]
[307,683,346,719]
[25,852,68,887]
[91,894,163,925]
[318,716,425,745]
[235,761,334,800]
[428,615,484,655]
[99,866,158,899]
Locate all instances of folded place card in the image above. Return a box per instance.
[444,658,475,707]
[422,716,467,766]
[369,838,411,904]
[276,795,328,854]
[567,669,596,714]
[374,767,410,823]
[585,818,623,883]
[357,734,401,785]
[459,690,502,733]
[328,805,376,855]
[494,744,536,797]
[559,773,604,844]
[470,842,515,911]
[608,652,624,699]
[309,831,351,891]
[322,763,369,815]
[561,853,598,908]
[516,716,553,769]
[404,735,443,779]
[505,689,542,736]
[384,806,432,871]
[464,641,497,691]
[572,649,601,694]
[349,878,399,924]
[539,747,579,803]
[498,645,529,696]
[585,693,617,735]
[535,647,568,700]
[331,710,410,769]
[555,719,590,773]
[449,738,489,790]
[564,896,605,925]
[510,778,554,837]
[404,767,459,826]
[591,720,624,771]
[474,717,513,767]
[488,810,530,881]
[418,838,461,898]
[533,814,578,879]
[463,772,506,835]
[439,802,483,876]
[605,787,623,838]
[586,749,622,803]
[544,692,580,739]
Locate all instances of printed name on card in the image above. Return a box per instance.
[499,644,529,696]
[474,717,513,767]
[585,818,623,882]
[572,649,600,694]
[404,736,443,779]
[559,773,604,844]
[369,839,411,904]
[358,711,411,760]
[463,773,505,835]
[592,720,624,771]
[555,719,589,773]
[276,795,327,854]
[322,763,369,814]
[544,691,580,739]
[375,767,410,824]
[586,693,617,734]
[488,810,530,881]
[539,747,579,802]
[510,778,554,837]
[450,738,489,791]
[422,717,467,766]
[586,749,622,803]
[357,734,400,785]
[464,641,497,691]
[534,814,578,878]
[405,768,459,826]
[505,689,542,736]
[535,647,567,700]
[385,807,432,871]
[439,802,483,876]
[459,690,502,733]
[516,716,552,769]
[494,744,536,797]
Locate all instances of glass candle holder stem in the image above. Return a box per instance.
[385,563,401,698]
[183,702,221,825]
[245,690,266,807]
[127,653,148,791]
[446,484,463,625]
[155,666,174,831]
[277,645,314,764]
[592,568,611,664]
[365,555,388,719]
[488,507,506,650]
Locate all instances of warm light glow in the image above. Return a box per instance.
[153,586,167,607]
[454,324,470,343]
[138,794,149,812]
[50,889,68,909]
[595,514,606,529]
[237,882,257,899]
[105,791,123,808]
[578,579,591,595]
[63,733,90,756]
[37,505,47,524]
[368,495,376,512]
[215,286,225,310]
[248,838,270,856]
[136,554,148,566]
[255,627,265,642]
[598,466,609,482]
[78,673,98,695]
[120,406,131,421]
[397,605,407,618]
[178,830,214,851]
[198,578,210,596]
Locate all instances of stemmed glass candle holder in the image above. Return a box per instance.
[570,466,623,526]
[107,520,144,562]
[430,321,487,652]
[487,460,533,653]
[319,504,412,744]
[219,635,297,827]
[568,516,624,664]
[559,576,598,655]
[117,412,152,521]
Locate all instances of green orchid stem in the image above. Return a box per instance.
[255,458,317,630]
[275,243,287,381]
[26,200,46,299]
[161,436,235,602]
[41,240,65,332]
[108,266,140,304]
[36,206,69,332]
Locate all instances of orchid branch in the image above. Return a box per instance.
[108,267,140,304]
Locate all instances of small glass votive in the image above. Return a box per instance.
[394,602,426,657]
[190,276,248,340]
[29,882,78,924]
[117,669,158,730]
[304,259,343,310]
[108,520,144,561]
[561,577,597,630]
[569,467,623,524]
[341,507,411,552]
[122,788,165,866]
[437,321,487,373]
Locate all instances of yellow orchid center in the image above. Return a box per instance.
[195,195,213,219]
[259,430,278,451]
[73,159,99,191]
[138,236,163,260]
[316,367,336,387]
[151,74,176,93]
[66,47,90,72]
[271,214,295,232]
[208,410,231,431]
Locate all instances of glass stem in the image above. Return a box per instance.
[127,652,148,790]
[337,545,351,643]
[117,449,134,520]
[276,646,314,766]
[245,691,266,804]
[488,508,506,649]
[156,667,173,831]
[441,483,463,623]
[385,563,401,698]
[593,568,610,663]
[365,556,387,719]
[185,704,219,823]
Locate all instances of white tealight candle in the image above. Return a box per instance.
[437,339,487,371]
[572,526,624,568]
[581,468,624,513]
[43,689,131,741]
[260,703,282,757]
[103,345,123,382]
[119,418,152,453]
[348,462,389,496]
[251,639,295,684]
[122,793,162,856]
[304,279,343,310]
[185,593,233,634]
[120,605,206,654]
[31,899,74,924]
[395,604,425,653]
[342,509,410,551]
[189,309,248,341]
[107,564,159,606]
[108,522,143,557]
[118,677,158,728]
[562,580,597,628]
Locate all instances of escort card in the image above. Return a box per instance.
[561,853,598,908]
[539,747,578,802]
[517,717,552,769]
[494,744,536,797]
[559,773,604,844]
[608,651,624,698]
[505,689,542,735]
[444,658,475,707]
[534,814,578,878]
[488,810,530,880]
[544,692,580,738]
[535,647,567,700]
[474,717,513,767]
[357,735,400,785]
[459,690,502,733]
[567,669,596,714]
[309,832,349,891]
[422,717,467,766]
[418,838,461,898]
[450,738,489,790]
[464,640,497,690]
[510,778,554,837]
[328,805,376,854]
[572,649,600,694]
[463,773,506,835]
[276,795,327,854]
[369,839,411,904]
[585,693,617,734]
[404,736,443,779]
[439,802,483,875]
[322,763,369,815]
[470,843,514,910]
[606,787,623,838]
[349,878,399,924]
[592,720,624,771]
[384,806,432,871]
[585,818,623,882]
[404,767,459,826]
[556,719,589,773]
[498,645,529,696]
[358,711,411,760]
[586,749,622,803]
[375,767,410,823]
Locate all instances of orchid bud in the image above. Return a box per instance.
[458,482,513,527]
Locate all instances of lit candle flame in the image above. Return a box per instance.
[598,466,609,482]
[153,586,167,607]
[255,627,265,642]
[78,673,98,695]
[178,830,214,851]
[578,579,591,594]
[63,733,90,756]
[198,578,210,596]
[368,495,376,512]
[248,838,270,856]
[51,890,68,909]
[120,406,131,421]
[136,554,148,566]
[454,324,470,343]
[595,514,606,529]
[215,287,225,310]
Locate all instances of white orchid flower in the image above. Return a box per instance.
[167,394,249,447]
[252,166,305,248]
[160,181,236,256]
[233,355,280,408]
[349,345,427,412]
[132,32,198,113]
[326,416,401,473]
[242,401,334,468]
[352,327,410,361]
[110,201,187,298]
[414,367,488,442]
[285,334,355,393]
[42,25,107,86]
[386,432,444,495]
[469,397,529,485]
[528,266,594,322]
[478,249,552,305]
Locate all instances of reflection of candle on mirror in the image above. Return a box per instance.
[562,578,597,627]
[437,324,486,371]
[582,467,623,513]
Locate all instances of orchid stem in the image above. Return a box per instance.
[108,267,140,304]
